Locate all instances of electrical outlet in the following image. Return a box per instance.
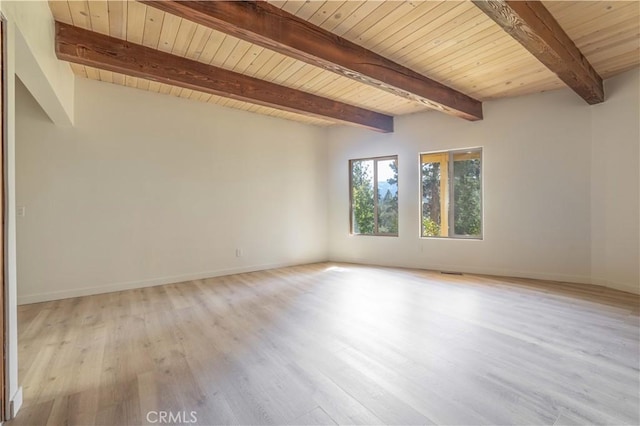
[235,248,243,257]
[17,206,26,217]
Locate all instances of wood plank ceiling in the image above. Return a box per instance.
[49,1,640,127]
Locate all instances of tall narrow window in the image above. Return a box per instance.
[350,156,398,236]
[421,149,482,239]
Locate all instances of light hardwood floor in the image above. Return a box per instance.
[10,263,640,425]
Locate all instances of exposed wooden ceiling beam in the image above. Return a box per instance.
[139,0,483,121]
[55,21,393,133]
[472,0,604,104]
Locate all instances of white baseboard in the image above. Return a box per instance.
[18,257,639,305]
[10,387,22,419]
[590,277,640,295]
[17,258,326,305]
[329,256,640,294]
[331,255,593,284]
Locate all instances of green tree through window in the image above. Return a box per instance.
[421,149,482,238]
[351,160,375,234]
[453,155,482,235]
[350,156,398,235]
[421,161,442,237]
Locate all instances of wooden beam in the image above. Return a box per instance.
[472,0,604,104]
[139,0,483,121]
[55,21,393,133]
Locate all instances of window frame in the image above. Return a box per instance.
[419,148,483,240]
[349,155,399,237]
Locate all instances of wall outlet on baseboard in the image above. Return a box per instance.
[235,248,243,257]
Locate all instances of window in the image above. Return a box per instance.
[420,149,482,239]
[350,156,398,236]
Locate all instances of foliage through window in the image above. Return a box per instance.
[350,156,398,236]
[421,149,482,238]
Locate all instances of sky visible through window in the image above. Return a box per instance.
[377,160,395,182]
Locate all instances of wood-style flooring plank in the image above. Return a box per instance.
[11,263,640,425]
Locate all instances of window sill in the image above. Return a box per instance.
[350,234,399,238]
[420,236,483,241]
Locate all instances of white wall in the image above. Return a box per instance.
[591,69,640,294]
[327,69,639,292]
[0,13,21,416]
[0,0,76,414]
[16,77,328,304]
[2,0,74,126]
